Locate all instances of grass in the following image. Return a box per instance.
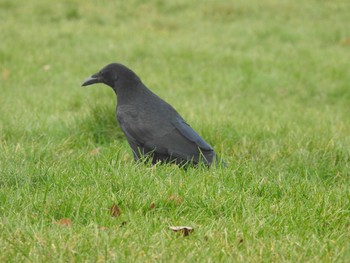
[1,0,350,261]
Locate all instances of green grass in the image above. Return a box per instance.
[1,0,350,261]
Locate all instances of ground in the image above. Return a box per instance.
[0,0,349,262]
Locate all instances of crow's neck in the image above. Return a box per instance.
[115,79,156,107]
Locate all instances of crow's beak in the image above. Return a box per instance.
[81,73,101,86]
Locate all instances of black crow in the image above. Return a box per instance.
[82,63,219,166]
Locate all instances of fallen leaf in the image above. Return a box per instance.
[340,37,350,45]
[150,203,156,209]
[2,69,10,80]
[168,195,182,205]
[43,64,51,71]
[110,203,121,217]
[89,147,100,155]
[169,226,194,236]
[55,218,72,226]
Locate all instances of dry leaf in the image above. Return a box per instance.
[168,195,182,205]
[150,203,156,209]
[110,203,121,217]
[43,64,51,71]
[55,218,72,226]
[169,226,194,236]
[2,69,10,80]
[340,37,350,45]
[89,147,100,155]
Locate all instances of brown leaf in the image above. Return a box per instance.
[55,218,72,226]
[2,69,10,80]
[340,37,350,45]
[110,203,121,217]
[168,195,182,205]
[89,147,100,155]
[43,64,51,71]
[150,203,156,209]
[169,226,194,237]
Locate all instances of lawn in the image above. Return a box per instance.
[0,0,349,262]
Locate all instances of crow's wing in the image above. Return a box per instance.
[172,119,213,151]
[117,106,214,163]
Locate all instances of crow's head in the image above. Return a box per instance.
[82,63,139,89]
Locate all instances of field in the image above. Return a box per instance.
[1,0,349,261]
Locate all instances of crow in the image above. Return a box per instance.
[82,63,220,166]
